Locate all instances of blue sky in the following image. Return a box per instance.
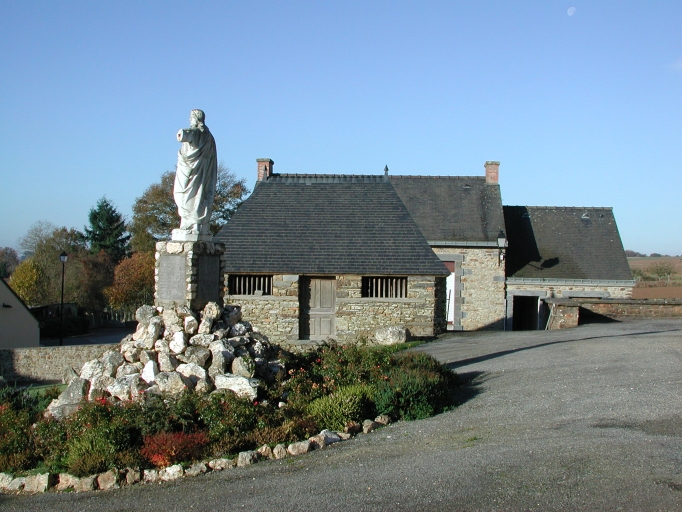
[1,1,681,255]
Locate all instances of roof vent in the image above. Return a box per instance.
[522,212,530,218]
[463,184,471,190]
[582,213,590,219]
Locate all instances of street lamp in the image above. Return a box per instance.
[497,230,508,266]
[59,251,68,346]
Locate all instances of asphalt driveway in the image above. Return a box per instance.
[4,319,682,511]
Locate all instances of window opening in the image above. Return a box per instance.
[229,275,272,295]
[362,277,407,298]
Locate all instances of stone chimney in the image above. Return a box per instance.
[257,158,274,182]
[485,161,499,184]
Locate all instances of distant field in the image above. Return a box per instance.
[628,256,682,274]
[628,257,682,299]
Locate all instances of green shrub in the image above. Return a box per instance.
[0,404,35,472]
[307,384,376,431]
[33,418,69,473]
[198,392,258,441]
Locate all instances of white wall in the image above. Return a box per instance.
[0,280,40,349]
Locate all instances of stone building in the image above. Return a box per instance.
[215,159,633,339]
[214,160,449,344]
[503,206,634,330]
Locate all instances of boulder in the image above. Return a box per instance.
[375,414,392,425]
[344,421,362,435]
[125,467,141,485]
[237,451,259,467]
[155,371,193,394]
[159,464,184,481]
[116,363,140,379]
[62,367,79,385]
[155,338,170,353]
[100,350,124,377]
[195,378,214,394]
[56,473,78,491]
[208,458,235,470]
[107,374,142,401]
[180,346,211,366]
[229,322,248,337]
[202,301,223,320]
[162,309,183,333]
[80,360,104,381]
[23,473,55,493]
[141,361,159,384]
[7,477,26,491]
[169,332,187,354]
[157,352,179,372]
[184,463,207,477]
[208,342,235,377]
[135,305,157,325]
[362,419,381,434]
[222,305,242,326]
[87,374,114,401]
[143,469,159,483]
[59,377,89,405]
[139,350,156,365]
[0,472,14,490]
[232,355,256,378]
[287,440,311,456]
[309,429,342,449]
[247,340,267,359]
[176,305,194,318]
[122,346,141,363]
[74,475,96,492]
[213,374,259,400]
[189,333,214,347]
[272,444,288,460]
[197,318,213,334]
[176,363,207,385]
[97,469,120,490]
[374,325,408,345]
[184,315,199,335]
[257,444,273,459]
[227,336,249,347]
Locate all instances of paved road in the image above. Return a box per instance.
[4,319,682,511]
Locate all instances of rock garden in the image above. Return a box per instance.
[0,303,458,494]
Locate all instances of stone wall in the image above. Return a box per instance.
[506,281,633,300]
[224,273,444,344]
[435,247,506,330]
[577,299,682,319]
[0,344,113,383]
[225,274,300,343]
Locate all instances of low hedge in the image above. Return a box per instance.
[0,343,458,475]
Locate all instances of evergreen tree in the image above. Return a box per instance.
[84,197,130,264]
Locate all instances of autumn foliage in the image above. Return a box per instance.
[140,431,209,468]
[105,252,155,312]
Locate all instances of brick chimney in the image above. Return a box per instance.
[257,158,274,182]
[485,161,499,184]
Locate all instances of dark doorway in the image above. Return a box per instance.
[512,295,539,331]
[299,277,336,340]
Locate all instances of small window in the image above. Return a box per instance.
[362,277,407,298]
[229,275,272,295]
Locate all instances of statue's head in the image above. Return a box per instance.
[190,109,205,129]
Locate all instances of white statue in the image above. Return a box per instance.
[172,109,218,241]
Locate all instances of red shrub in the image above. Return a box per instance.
[140,431,208,468]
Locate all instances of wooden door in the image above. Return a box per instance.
[300,277,336,340]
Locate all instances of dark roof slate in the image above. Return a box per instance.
[389,176,505,243]
[215,174,449,276]
[503,206,633,281]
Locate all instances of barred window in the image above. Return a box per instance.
[229,275,272,296]
[362,277,407,298]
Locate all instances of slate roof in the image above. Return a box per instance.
[389,176,505,243]
[503,206,633,281]
[214,174,449,276]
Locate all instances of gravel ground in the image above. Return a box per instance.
[4,319,682,511]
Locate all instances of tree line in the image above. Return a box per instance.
[3,164,248,316]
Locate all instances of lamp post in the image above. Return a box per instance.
[59,251,68,346]
[497,230,508,266]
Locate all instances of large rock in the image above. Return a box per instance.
[100,350,124,377]
[107,374,142,401]
[213,374,259,400]
[374,325,407,345]
[223,305,242,326]
[287,440,311,456]
[180,346,211,366]
[176,363,207,385]
[237,451,259,467]
[60,377,89,404]
[158,352,179,372]
[272,444,288,460]
[309,429,342,449]
[203,301,223,320]
[184,315,199,335]
[159,464,184,481]
[232,355,255,378]
[155,371,193,394]
[208,458,235,470]
[141,360,159,384]
[135,305,157,325]
[197,317,213,335]
[169,332,187,354]
[80,360,104,381]
[0,472,14,489]
[189,333,214,347]
[116,363,140,379]
[155,338,170,353]
[162,309,183,333]
[23,473,55,493]
[88,374,115,401]
[229,322,248,337]
[208,341,235,377]
[184,462,207,477]
[96,469,120,490]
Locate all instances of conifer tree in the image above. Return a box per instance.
[84,197,130,264]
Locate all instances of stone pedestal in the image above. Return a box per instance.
[155,241,226,311]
